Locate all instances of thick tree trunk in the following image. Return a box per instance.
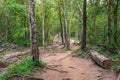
[29,0,39,61]
[58,1,64,44]
[81,0,87,50]
[90,50,113,69]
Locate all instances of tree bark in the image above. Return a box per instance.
[7,14,13,42]
[68,3,72,49]
[81,0,87,50]
[63,0,70,49]
[58,1,64,44]
[90,50,113,69]
[107,0,112,47]
[29,0,39,61]
[42,0,45,46]
[113,0,118,45]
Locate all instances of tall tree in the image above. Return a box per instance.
[58,0,64,44]
[29,0,39,61]
[81,0,87,50]
[113,0,118,45]
[42,0,45,46]
[63,0,70,49]
[7,12,13,42]
[107,0,111,47]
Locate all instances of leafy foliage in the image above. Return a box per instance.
[0,57,47,80]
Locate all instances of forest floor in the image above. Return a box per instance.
[0,41,116,80]
[33,41,116,80]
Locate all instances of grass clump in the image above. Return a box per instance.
[76,50,91,59]
[0,57,47,80]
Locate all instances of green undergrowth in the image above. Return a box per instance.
[0,57,47,80]
[0,54,3,62]
[91,45,120,72]
[76,49,91,59]
[61,46,69,51]
[91,45,119,60]
[2,50,12,55]
[75,45,120,72]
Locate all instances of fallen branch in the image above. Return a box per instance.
[89,50,113,69]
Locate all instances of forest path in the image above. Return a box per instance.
[33,41,116,80]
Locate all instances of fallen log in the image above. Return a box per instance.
[89,50,113,69]
[2,49,31,65]
[3,49,31,60]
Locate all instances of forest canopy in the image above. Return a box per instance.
[0,0,120,52]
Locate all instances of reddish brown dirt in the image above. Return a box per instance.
[33,43,116,80]
[0,41,116,80]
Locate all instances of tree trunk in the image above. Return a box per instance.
[7,14,13,42]
[107,0,112,47]
[68,3,72,48]
[29,0,39,61]
[63,0,70,49]
[90,50,113,69]
[45,27,50,45]
[113,0,118,45]
[42,0,45,46]
[58,1,64,44]
[81,0,87,50]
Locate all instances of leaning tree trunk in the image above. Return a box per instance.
[29,0,39,61]
[81,0,87,50]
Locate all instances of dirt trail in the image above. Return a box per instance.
[33,42,116,80]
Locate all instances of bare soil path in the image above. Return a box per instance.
[33,42,116,80]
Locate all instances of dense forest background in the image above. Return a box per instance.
[0,0,120,80]
[0,0,120,50]
[0,0,120,52]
